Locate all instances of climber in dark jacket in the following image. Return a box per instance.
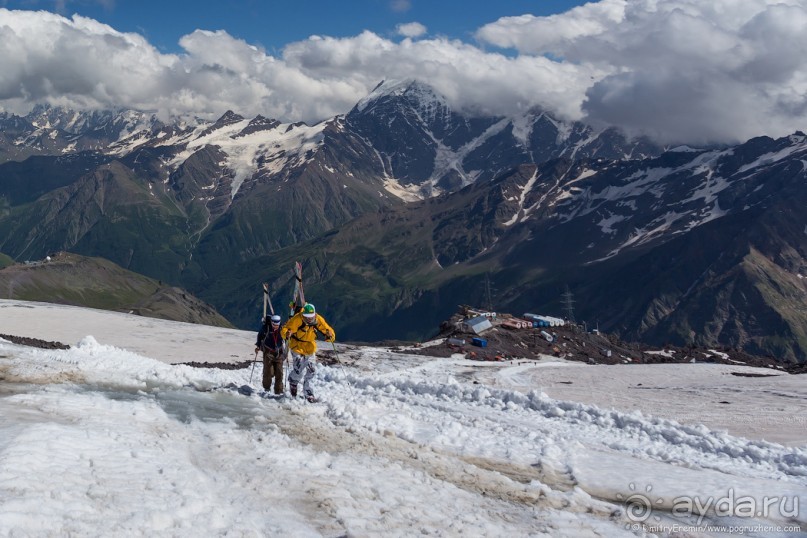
[255,314,286,395]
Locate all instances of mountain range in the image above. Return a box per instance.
[0,80,805,362]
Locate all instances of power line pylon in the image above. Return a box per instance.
[561,285,576,323]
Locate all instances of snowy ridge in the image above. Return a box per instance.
[503,169,539,226]
[26,105,162,142]
[428,117,511,190]
[736,138,807,176]
[550,141,806,260]
[112,115,327,199]
[354,78,444,115]
[411,118,506,195]
[317,365,806,482]
[381,177,424,202]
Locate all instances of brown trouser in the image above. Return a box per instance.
[262,349,284,395]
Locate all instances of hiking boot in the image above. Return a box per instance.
[290,384,297,398]
[306,395,318,403]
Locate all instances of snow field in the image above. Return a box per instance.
[2,300,806,536]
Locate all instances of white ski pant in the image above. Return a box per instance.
[288,351,316,395]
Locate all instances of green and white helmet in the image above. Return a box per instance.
[302,303,316,319]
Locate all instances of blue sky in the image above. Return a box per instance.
[1,0,584,53]
[1,1,806,144]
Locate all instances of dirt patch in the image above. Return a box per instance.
[0,333,70,350]
[179,360,254,370]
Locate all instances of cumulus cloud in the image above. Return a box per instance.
[0,9,361,122]
[1,2,806,145]
[281,31,597,121]
[476,0,807,144]
[396,22,427,38]
[476,0,626,54]
[0,11,175,111]
[0,8,594,125]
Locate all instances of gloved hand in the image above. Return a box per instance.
[254,346,260,353]
[326,333,336,343]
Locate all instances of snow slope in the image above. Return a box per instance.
[1,299,805,537]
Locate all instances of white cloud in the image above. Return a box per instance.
[0,9,595,125]
[476,0,807,144]
[475,0,627,54]
[281,31,597,121]
[396,21,427,38]
[2,2,807,145]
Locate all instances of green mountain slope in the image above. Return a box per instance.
[0,161,199,282]
[194,169,533,340]
[0,252,14,269]
[0,252,233,328]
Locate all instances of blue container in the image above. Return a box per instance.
[471,337,487,348]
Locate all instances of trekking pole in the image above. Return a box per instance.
[283,339,291,393]
[331,341,354,398]
[249,348,259,384]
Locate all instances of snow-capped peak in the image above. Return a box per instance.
[354,79,446,114]
[160,115,327,198]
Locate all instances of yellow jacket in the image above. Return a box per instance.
[281,312,335,356]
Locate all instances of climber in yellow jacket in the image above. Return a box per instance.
[280,302,335,402]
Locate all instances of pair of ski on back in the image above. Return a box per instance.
[262,261,305,320]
